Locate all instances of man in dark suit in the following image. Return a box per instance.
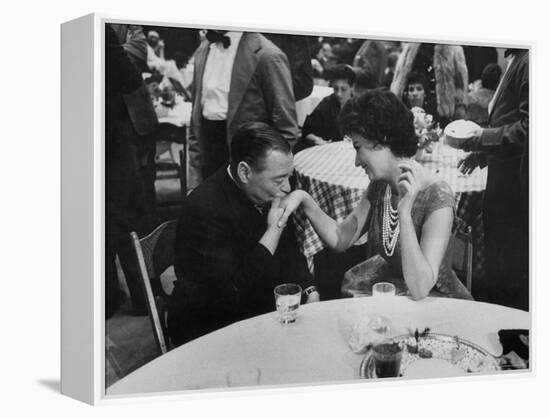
[460,49,529,310]
[187,30,297,190]
[263,33,314,101]
[168,123,319,346]
[105,24,159,317]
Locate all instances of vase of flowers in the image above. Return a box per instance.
[411,107,441,157]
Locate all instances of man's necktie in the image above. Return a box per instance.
[205,30,231,49]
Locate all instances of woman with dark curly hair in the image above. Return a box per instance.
[278,90,472,300]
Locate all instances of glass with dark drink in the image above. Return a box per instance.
[372,341,403,378]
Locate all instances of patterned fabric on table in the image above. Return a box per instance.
[293,141,487,274]
[293,142,369,272]
[415,142,487,194]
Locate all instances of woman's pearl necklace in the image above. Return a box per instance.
[382,184,400,257]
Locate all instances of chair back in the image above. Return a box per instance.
[179,148,187,198]
[155,123,187,203]
[451,225,473,293]
[131,220,177,355]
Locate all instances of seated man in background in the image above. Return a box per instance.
[296,64,355,151]
[168,122,319,346]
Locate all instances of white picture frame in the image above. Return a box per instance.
[60,11,534,406]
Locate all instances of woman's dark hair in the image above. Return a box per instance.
[480,63,502,90]
[339,90,418,157]
[405,71,429,91]
[230,122,291,172]
[326,64,356,86]
[311,41,331,59]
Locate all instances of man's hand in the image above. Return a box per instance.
[459,127,483,152]
[458,151,487,175]
[306,291,320,303]
[277,190,307,228]
[266,197,286,230]
[260,198,286,255]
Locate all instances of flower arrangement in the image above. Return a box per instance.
[411,107,441,152]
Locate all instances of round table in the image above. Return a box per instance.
[293,141,488,270]
[106,297,529,396]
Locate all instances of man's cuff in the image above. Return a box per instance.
[303,286,319,297]
[479,127,502,147]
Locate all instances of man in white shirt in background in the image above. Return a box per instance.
[188,29,297,189]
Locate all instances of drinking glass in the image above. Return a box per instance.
[372,341,403,378]
[274,283,302,324]
[372,282,396,298]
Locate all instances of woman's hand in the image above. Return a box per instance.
[397,160,423,217]
[276,190,307,228]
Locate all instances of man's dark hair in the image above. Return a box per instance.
[230,122,291,172]
[405,71,429,91]
[339,90,418,158]
[354,69,380,91]
[480,63,502,90]
[326,64,356,86]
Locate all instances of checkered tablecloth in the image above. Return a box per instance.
[293,141,487,275]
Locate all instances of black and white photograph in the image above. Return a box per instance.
[102,19,531,396]
[4,0,549,415]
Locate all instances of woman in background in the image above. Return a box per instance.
[296,65,355,151]
[391,42,468,128]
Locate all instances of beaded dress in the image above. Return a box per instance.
[342,179,472,299]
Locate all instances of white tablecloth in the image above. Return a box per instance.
[154,84,329,129]
[154,96,191,127]
[107,297,529,396]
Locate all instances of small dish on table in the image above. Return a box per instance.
[360,332,500,379]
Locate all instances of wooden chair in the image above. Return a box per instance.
[155,124,187,218]
[178,148,187,199]
[130,220,177,355]
[451,225,474,294]
[105,336,123,378]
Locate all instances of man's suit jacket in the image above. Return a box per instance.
[480,50,529,224]
[105,24,158,231]
[263,33,313,101]
[188,33,298,188]
[167,168,313,345]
